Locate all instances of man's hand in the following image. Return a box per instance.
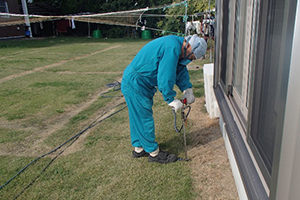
[183,88,195,104]
[168,99,183,112]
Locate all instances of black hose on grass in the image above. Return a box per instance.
[0,102,127,199]
[100,81,123,98]
[13,136,79,200]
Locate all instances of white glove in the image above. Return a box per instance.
[168,99,183,112]
[183,88,195,104]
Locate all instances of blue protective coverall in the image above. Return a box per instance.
[121,35,192,153]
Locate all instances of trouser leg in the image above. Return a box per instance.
[122,82,158,153]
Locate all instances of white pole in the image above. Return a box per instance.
[88,19,91,38]
[209,0,212,62]
[21,0,32,38]
[184,0,188,36]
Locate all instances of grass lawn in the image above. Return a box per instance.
[0,37,212,199]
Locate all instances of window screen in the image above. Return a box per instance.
[220,0,229,87]
[249,0,294,184]
[232,0,243,95]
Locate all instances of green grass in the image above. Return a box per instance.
[0,37,212,199]
[0,128,32,143]
[0,72,118,121]
[189,69,205,98]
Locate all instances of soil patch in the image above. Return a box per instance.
[188,97,239,200]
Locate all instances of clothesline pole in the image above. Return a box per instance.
[209,0,212,62]
[184,0,188,36]
[88,20,91,38]
[21,0,32,38]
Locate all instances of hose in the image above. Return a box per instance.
[0,101,127,199]
[172,105,191,133]
[99,81,123,98]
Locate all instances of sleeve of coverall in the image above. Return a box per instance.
[157,47,179,104]
[176,64,193,91]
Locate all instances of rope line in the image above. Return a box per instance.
[0,0,191,39]
[0,2,187,19]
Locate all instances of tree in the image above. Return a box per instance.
[158,0,215,36]
[25,0,213,38]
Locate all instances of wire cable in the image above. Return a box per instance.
[0,102,127,197]
[13,136,80,200]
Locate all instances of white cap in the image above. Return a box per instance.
[185,34,207,59]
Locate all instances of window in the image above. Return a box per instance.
[0,0,9,18]
[216,0,295,188]
[0,0,8,12]
[230,0,249,126]
[219,0,229,88]
[221,0,250,129]
[232,0,242,95]
[248,0,295,185]
[214,0,297,197]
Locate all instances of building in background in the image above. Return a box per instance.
[0,1,59,39]
[0,0,24,39]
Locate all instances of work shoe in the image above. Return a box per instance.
[148,149,177,164]
[132,150,149,158]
